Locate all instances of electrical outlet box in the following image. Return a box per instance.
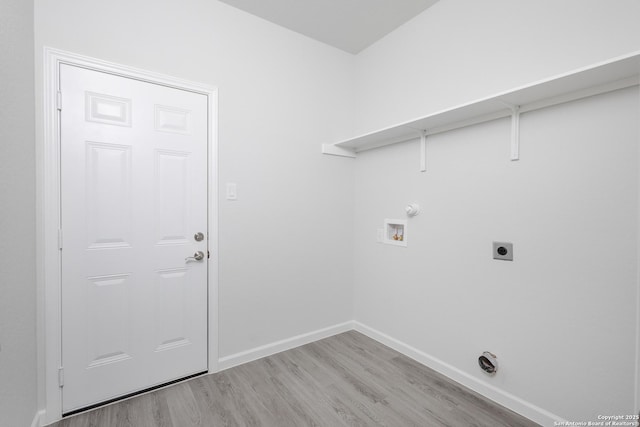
[493,242,513,261]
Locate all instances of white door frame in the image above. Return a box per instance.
[38,47,218,424]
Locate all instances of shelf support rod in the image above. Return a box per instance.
[420,130,427,172]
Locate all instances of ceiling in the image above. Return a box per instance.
[218,0,440,54]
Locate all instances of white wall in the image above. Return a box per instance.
[0,0,38,426]
[352,0,640,424]
[355,0,640,133]
[34,0,355,366]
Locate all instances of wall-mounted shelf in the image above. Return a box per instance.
[322,51,640,170]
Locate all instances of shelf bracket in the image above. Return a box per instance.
[420,130,427,172]
[498,101,521,161]
[510,105,520,161]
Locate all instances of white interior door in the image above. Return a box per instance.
[60,64,208,413]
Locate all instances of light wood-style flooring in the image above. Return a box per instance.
[52,331,539,427]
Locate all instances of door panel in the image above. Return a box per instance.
[60,64,208,413]
[86,273,133,368]
[154,268,191,351]
[155,150,190,244]
[85,142,133,249]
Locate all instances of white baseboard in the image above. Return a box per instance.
[31,410,45,427]
[217,321,354,371]
[353,321,564,427]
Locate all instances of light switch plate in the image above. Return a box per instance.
[226,183,237,200]
[493,242,513,261]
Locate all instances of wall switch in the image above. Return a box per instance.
[493,242,513,261]
[226,183,237,200]
[376,228,384,243]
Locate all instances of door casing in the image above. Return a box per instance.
[38,47,219,425]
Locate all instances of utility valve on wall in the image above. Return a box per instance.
[383,219,407,247]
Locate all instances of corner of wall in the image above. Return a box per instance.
[218,321,355,371]
[353,322,563,426]
[31,410,45,427]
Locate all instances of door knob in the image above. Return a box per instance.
[194,232,205,242]
[185,251,205,262]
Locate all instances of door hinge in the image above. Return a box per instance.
[58,367,64,388]
[58,229,63,250]
[56,91,62,111]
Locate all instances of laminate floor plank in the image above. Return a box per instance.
[304,340,390,405]
[221,366,282,427]
[323,335,462,427]
[236,360,311,427]
[216,369,265,427]
[189,374,244,427]
[163,382,203,427]
[260,354,338,427]
[319,337,457,427]
[51,330,540,427]
[110,397,144,427]
[141,391,173,427]
[268,351,360,427]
